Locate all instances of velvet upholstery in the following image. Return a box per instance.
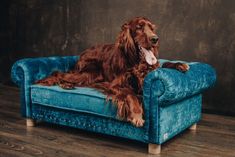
[31,85,118,119]
[31,104,148,142]
[144,60,216,105]
[11,56,216,145]
[158,94,201,143]
[11,56,78,117]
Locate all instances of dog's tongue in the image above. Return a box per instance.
[140,47,157,65]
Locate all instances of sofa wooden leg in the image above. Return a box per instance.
[148,143,161,154]
[26,118,36,127]
[189,123,197,130]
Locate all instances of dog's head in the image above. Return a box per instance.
[116,17,159,65]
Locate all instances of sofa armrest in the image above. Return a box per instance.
[144,61,216,105]
[11,56,79,117]
[143,60,216,143]
[11,56,79,87]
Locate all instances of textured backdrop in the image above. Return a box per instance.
[0,0,235,115]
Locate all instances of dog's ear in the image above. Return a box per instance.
[116,23,136,54]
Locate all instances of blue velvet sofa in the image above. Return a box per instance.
[11,56,216,154]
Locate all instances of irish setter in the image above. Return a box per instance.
[36,17,189,127]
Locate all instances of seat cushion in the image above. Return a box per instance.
[30,85,118,119]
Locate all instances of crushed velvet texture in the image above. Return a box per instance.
[11,56,216,145]
[31,104,148,142]
[158,94,201,143]
[143,60,216,106]
[143,60,216,143]
[11,56,78,117]
[30,94,201,144]
[31,85,118,119]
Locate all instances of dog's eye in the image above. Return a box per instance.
[136,25,142,29]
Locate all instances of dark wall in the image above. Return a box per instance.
[1,0,235,115]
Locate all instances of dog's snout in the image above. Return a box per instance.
[150,36,159,44]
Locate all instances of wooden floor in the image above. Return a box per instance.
[0,84,235,157]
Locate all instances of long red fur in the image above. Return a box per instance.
[36,17,161,127]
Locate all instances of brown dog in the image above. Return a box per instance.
[37,17,189,127]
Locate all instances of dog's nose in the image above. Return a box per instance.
[150,36,159,44]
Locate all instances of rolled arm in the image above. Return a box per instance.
[11,56,79,87]
[143,61,216,143]
[11,56,79,117]
[144,61,216,106]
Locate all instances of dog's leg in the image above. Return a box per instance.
[126,94,144,127]
[35,72,62,86]
[108,87,144,127]
[57,71,104,87]
[162,62,190,72]
[106,74,145,127]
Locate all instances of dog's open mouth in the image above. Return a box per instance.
[139,46,158,65]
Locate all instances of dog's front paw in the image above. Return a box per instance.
[176,63,190,72]
[127,116,145,127]
[58,81,75,90]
